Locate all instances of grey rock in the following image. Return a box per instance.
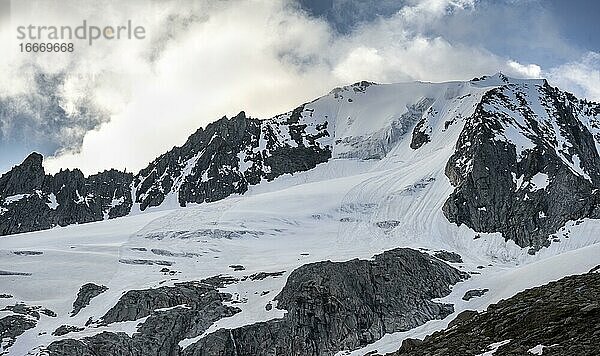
[247,271,285,281]
[0,315,37,350]
[0,270,31,276]
[433,251,463,263]
[151,249,201,258]
[46,278,241,356]
[185,248,467,356]
[100,278,238,324]
[0,154,133,236]
[375,220,402,229]
[462,289,489,301]
[52,325,84,336]
[398,338,424,352]
[12,250,43,255]
[118,259,174,266]
[388,272,600,356]
[1,303,56,321]
[447,310,478,328]
[443,82,600,251]
[0,152,45,196]
[71,283,108,316]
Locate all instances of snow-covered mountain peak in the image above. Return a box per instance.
[2,76,600,254]
[2,76,600,356]
[470,72,547,87]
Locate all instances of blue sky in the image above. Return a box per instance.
[299,0,600,66]
[0,0,598,174]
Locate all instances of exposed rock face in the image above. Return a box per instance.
[45,279,241,356]
[0,302,55,350]
[1,110,330,236]
[184,248,466,356]
[433,250,463,263]
[0,154,133,236]
[100,280,237,324]
[0,315,36,349]
[0,152,45,195]
[2,303,55,319]
[444,80,600,250]
[462,288,488,301]
[43,249,464,356]
[71,283,108,316]
[134,110,331,210]
[390,272,600,356]
[410,104,435,150]
[52,325,84,336]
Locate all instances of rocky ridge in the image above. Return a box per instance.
[443,76,600,250]
[389,271,600,356]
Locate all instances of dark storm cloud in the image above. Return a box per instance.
[0,70,109,172]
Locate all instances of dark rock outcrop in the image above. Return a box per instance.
[1,302,56,350]
[44,249,464,356]
[2,303,55,319]
[0,152,45,195]
[0,154,133,236]
[0,315,37,349]
[52,325,84,336]
[71,283,108,316]
[462,288,488,301]
[444,81,600,250]
[184,248,466,356]
[135,110,331,210]
[46,278,241,356]
[433,251,463,263]
[390,272,600,356]
[247,271,286,281]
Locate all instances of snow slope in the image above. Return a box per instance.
[1,75,600,355]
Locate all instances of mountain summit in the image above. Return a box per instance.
[1,75,600,355]
[2,74,599,252]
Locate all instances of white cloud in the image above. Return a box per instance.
[546,52,600,102]
[333,47,385,82]
[41,1,338,174]
[0,0,595,175]
[507,60,542,78]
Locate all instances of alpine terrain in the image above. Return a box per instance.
[1,73,599,355]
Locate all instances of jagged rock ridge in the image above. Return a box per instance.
[0,152,133,235]
[135,110,331,210]
[1,109,331,235]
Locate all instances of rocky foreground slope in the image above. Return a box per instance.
[43,249,465,356]
[390,269,600,356]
